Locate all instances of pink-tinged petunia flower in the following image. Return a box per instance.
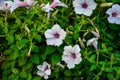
[86,38,98,51]
[45,24,66,46]
[62,45,82,69]
[0,0,13,11]
[41,0,67,19]
[106,4,120,24]
[73,0,97,16]
[37,62,51,79]
[50,0,68,8]
[10,0,37,13]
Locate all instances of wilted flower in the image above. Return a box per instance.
[0,0,13,11]
[56,62,64,69]
[37,62,51,79]
[45,24,66,46]
[86,38,98,51]
[10,0,37,13]
[73,0,97,16]
[62,45,82,69]
[106,4,120,24]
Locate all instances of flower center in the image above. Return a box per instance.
[71,52,76,59]
[81,2,88,8]
[54,32,60,38]
[112,12,118,17]
[44,65,49,71]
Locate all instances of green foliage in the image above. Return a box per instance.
[0,0,120,80]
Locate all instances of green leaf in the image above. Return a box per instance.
[104,68,113,72]
[22,61,33,71]
[32,76,41,80]
[113,67,120,74]
[18,56,27,66]
[6,35,14,43]
[109,24,120,30]
[107,73,113,80]
[73,33,79,40]
[27,73,32,80]
[3,49,13,55]
[32,46,40,53]
[45,46,56,55]
[89,54,96,63]
[33,34,41,42]
[13,51,19,60]
[19,71,27,79]
[90,64,97,71]
[3,27,8,34]
[12,68,19,74]
[64,70,72,76]
[30,54,40,64]
[51,54,61,66]
[19,39,29,45]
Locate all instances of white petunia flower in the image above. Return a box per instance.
[106,4,120,24]
[86,38,98,51]
[73,0,97,16]
[62,45,82,69]
[37,62,51,79]
[45,24,66,46]
[50,0,68,8]
[0,0,13,11]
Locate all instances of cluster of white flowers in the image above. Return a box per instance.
[0,0,37,13]
[1,0,119,79]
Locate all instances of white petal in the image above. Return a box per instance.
[92,40,98,51]
[73,45,81,53]
[45,29,54,38]
[37,65,44,71]
[67,60,75,69]
[45,69,51,75]
[62,55,71,62]
[10,0,20,13]
[37,71,44,76]
[59,29,66,40]
[83,9,93,16]
[87,38,96,46]
[74,54,82,64]
[44,74,49,79]
[46,38,63,46]
[108,17,117,24]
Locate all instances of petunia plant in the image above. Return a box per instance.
[0,0,120,80]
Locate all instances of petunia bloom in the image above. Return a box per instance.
[37,62,51,79]
[106,4,120,24]
[0,0,13,11]
[62,45,82,69]
[73,0,97,16]
[45,24,66,46]
[50,0,68,8]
